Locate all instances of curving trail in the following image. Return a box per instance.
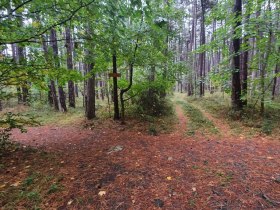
[1,102,280,209]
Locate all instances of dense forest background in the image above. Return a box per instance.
[1,1,280,209]
[0,0,280,129]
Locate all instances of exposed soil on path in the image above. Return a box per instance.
[1,103,280,209]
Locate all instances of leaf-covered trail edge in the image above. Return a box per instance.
[1,101,280,209]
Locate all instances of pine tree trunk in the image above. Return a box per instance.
[42,34,59,110]
[95,73,99,100]
[231,0,243,110]
[112,53,120,120]
[65,27,75,108]
[85,63,96,119]
[242,34,249,106]
[199,0,206,97]
[50,28,67,112]
[272,64,279,100]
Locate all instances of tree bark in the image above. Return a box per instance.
[17,44,29,104]
[199,0,206,97]
[272,64,279,100]
[50,28,67,112]
[242,14,249,106]
[65,27,75,108]
[42,34,59,110]
[112,53,120,120]
[85,63,96,119]
[231,0,243,110]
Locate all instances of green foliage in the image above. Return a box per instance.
[47,183,60,194]
[135,84,173,117]
[0,112,39,151]
[190,93,280,136]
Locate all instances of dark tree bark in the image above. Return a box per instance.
[199,0,206,97]
[231,0,243,110]
[65,27,75,108]
[17,45,29,104]
[272,64,279,100]
[42,34,59,110]
[50,28,67,112]
[112,53,120,120]
[242,15,249,106]
[75,84,79,97]
[95,73,99,100]
[100,76,105,101]
[85,63,96,119]
[11,44,23,104]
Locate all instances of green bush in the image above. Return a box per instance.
[135,87,173,117]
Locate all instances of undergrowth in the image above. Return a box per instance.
[188,93,280,136]
[127,97,177,135]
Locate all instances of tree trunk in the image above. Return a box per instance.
[242,34,249,106]
[11,44,23,104]
[100,75,105,101]
[17,45,29,104]
[231,0,243,110]
[75,84,79,97]
[85,63,96,119]
[95,73,99,100]
[272,64,279,100]
[120,64,133,123]
[199,0,206,97]
[50,28,67,112]
[65,27,75,108]
[112,53,120,120]
[42,34,59,110]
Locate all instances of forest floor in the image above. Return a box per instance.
[1,94,280,209]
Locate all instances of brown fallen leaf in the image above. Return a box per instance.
[10,181,21,187]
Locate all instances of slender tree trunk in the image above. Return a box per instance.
[42,34,59,110]
[95,73,99,100]
[11,44,23,104]
[231,0,243,110]
[120,64,133,123]
[100,75,105,101]
[65,27,75,108]
[272,64,279,100]
[260,1,273,115]
[112,53,120,120]
[17,45,29,104]
[85,62,96,119]
[242,13,249,106]
[241,13,250,106]
[50,28,67,112]
[75,84,79,97]
[199,0,206,97]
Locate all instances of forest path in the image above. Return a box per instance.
[174,101,188,133]
[2,100,280,209]
[189,102,232,139]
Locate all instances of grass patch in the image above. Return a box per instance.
[177,100,219,136]
[0,152,64,210]
[188,93,280,137]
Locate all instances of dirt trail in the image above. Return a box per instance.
[191,103,232,138]
[174,103,187,133]
[1,103,280,209]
